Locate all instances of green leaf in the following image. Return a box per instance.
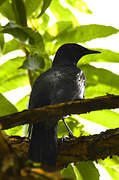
[79,49,119,64]
[11,0,27,26]
[2,39,19,55]
[76,161,100,180]
[50,0,79,25]
[62,162,99,180]
[62,164,83,180]
[65,0,92,14]
[46,21,73,37]
[80,110,119,129]
[0,0,15,22]
[24,0,42,17]
[54,24,119,45]
[16,94,29,111]
[99,157,119,180]
[0,73,29,93]
[1,23,44,51]
[34,13,50,32]
[0,93,17,116]
[37,0,52,17]
[5,125,23,136]
[80,64,119,98]
[0,57,29,93]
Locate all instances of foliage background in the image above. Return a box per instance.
[0,0,119,179]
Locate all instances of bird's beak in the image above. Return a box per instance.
[87,49,101,54]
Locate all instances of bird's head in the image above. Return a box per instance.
[53,43,101,66]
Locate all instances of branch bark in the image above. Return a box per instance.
[4,127,119,170]
[0,94,119,130]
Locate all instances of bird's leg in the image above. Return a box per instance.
[62,117,74,137]
[28,124,33,139]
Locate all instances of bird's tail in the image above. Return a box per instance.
[29,122,57,166]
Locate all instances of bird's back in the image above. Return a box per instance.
[29,65,85,110]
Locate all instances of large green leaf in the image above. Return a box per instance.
[0,73,29,93]
[65,0,92,14]
[44,21,74,55]
[0,57,29,93]
[24,0,42,17]
[16,94,29,111]
[62,164,83,180]
[80,110,119,129]
[54,24,119,45]
[0,93,17,116]
[0,56,25,81]
[1,23,44,51]
[79,49,119,65]
[62,162,99,180]
[99,157,119,180]
[50,0,79,25]
[2,39,20,55]
[80,64,119,98]
[11,0,27,26]
[34,13,50,33]
[46,21,73,38]
[76,161,99,180]
[0,0,14,21]
[5,125,23,136]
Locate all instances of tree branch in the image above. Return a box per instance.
[0,94,119,130]
[4,127,119,170]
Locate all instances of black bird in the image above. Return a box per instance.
[28,43,100,167]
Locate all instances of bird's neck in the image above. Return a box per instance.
[53,53,77,67]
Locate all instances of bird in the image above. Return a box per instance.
[28,43,100,167]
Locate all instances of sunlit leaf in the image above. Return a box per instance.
[34,13,50,32]
[0,73,29,93]
[5,125,23,136]
[80,110,119,129]
[11,0,27,26]
[80,64,119,98]
[65,0,92,14]
[0,93,17,116]
[16,94,29,111]
[62,164,83,180]
[79,49,119,64]
[0,57,29,93]
[62,162,99,180]
[76,161,99,180]
[99,156,119,180]
[0,0,15,21]
[37,0,52,17]
[50,0,79,25]
[2,39,19,55]
[54,24,119,45]
[46,21,73,37]
[1,23,44,51]
[24,0,42,17]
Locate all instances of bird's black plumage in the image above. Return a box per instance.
[28,43,100,166]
